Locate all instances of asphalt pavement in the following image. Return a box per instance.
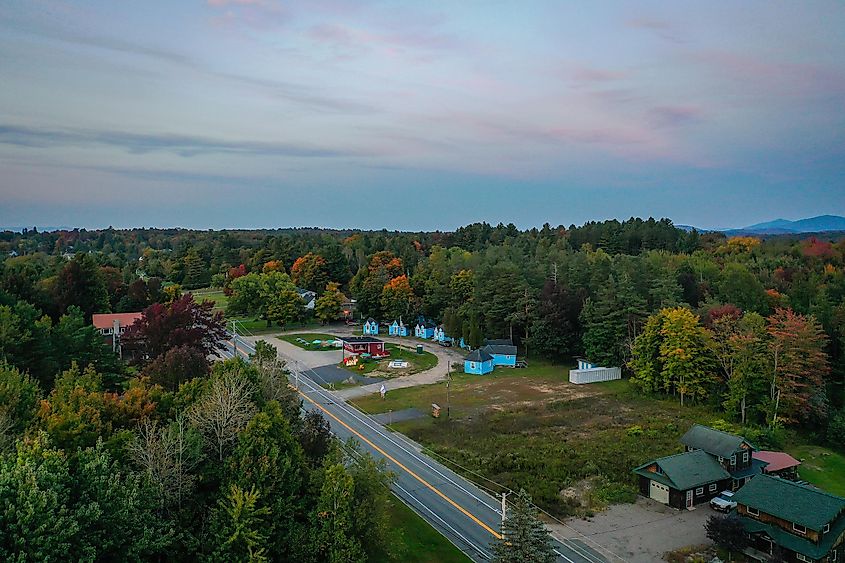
[222,335,615,563]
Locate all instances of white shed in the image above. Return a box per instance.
[569,366,621,384]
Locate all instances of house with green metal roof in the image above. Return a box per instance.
[681,424,766,490]
[633,449,732,509]
[732,474,845,562]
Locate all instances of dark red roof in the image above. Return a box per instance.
[92,312,143,329]
[753,450,801,472]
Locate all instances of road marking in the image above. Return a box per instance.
[298,388,503,540]
[394,483,491,560]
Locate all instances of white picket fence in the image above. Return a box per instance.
[568,366,622,384]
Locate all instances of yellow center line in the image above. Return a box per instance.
[297,388,503,540]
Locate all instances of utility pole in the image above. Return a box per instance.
[446,362,451,419]
[501,491,510,527]
[231,320,238,357]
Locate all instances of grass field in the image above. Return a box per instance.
[380,495,470,563]
[787,444,845,496]
[341,344,439,377]
[353,363,735,517]
[278,333,340,351]
[190,289,228,310]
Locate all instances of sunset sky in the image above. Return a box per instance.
[1,0,844,230]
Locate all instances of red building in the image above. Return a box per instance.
[340,336,389,358]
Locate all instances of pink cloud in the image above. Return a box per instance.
[647,105,704,128]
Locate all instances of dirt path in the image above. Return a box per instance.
[241,325,466,398]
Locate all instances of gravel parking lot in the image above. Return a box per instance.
[549,497,714,563]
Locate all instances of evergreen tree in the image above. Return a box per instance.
[492,489,556,563]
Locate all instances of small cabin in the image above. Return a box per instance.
[363,318,379,336]
[388,320,408,337]
[434,325,454,344]
[415,321,436,339]
[464,349,494,375]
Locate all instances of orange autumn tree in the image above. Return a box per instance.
[767,308,829,426]
[290,253,328,292]
[380,275,415,320]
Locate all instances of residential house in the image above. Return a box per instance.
[633,449,733,509]
[363,318,379,336]
[340,297,357,319]
[92,312,143,358]
[389,320,408,337]
[464,348,494,375]
[681,424,766,490]
[415,321,436,339]
[733,474,845,562]
[340,336,390,359]
[754,451,802,481]
[297,288,317,310]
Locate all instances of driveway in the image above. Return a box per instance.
[548,497,714,563]
[242,325,467,400]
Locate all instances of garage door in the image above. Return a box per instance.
[649,481,670,504]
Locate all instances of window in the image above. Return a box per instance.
[793,523,807,535]
[796,554,811,562]
[824,523,830,534]
[717,456,724,463]
[747,506,759,516]
[830,550,836,561]
[695,487,704,496]
[709,484,717,492]
[470,362,476,369]
[730,455,736,466]
[743,452,749,463]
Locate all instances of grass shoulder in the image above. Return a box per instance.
[378,494,471,563]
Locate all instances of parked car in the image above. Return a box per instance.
[438,340,452,347]
[710,491,736,512]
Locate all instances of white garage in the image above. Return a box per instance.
[649,480,670,504]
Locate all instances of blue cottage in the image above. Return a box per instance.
[363,318,379,336]
[415,321,436,339]
[464,349,494,375]
[389,320,408,337]
[576,358,597,370]
[433,325,454,344]
[484,343,517,367]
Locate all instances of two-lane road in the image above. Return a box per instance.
[223,335,615,563]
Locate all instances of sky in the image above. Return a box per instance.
[1,0,844,231]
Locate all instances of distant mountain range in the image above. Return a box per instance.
[679,215,845,235]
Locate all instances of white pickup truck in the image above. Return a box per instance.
[709,491,737,512]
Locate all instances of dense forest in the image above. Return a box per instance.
[1,218,845,558]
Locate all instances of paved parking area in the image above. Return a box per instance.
[549,497,714,563]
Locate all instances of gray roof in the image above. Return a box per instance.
[633,449,730,491]
[485,338,513,346]
[482,344,517,356]
[366,317,376,324]
[465,349,493,363]
[680,424,754,458]
[733,474,845,531]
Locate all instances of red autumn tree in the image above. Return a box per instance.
[767,308,829,426]
[123,294,227,365]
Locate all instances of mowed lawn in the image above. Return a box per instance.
[787,444,845,496]
[190,289,228,311]
[353,363,732,518]
[278,333,340,351]
[341,344,438,377]
[380,495,471,563]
